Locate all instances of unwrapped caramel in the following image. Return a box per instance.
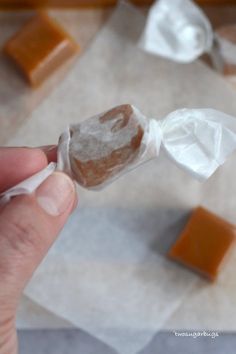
[168,207,236,281]
[4,13,79,87]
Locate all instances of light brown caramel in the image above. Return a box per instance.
[70,104,144,188]
[168,207,236,281]
[4,13,79,87]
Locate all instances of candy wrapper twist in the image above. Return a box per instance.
[1,103,236,205]
[139,0,213,63]
[139,0,236,73]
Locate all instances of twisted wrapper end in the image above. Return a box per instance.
[57,127,73,178]
[139,0,213,63]
[0,162,56,207]
[160,108,236,180]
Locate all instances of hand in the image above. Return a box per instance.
[0,147,77,354]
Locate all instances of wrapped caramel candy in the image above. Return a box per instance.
[139,0,213,63]
[139,0,235,78]
[1,103,236,204]
[69,104,145,188]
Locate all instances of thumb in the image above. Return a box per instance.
[0,172,77,313]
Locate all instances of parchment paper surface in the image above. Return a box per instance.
[6,2,236,353]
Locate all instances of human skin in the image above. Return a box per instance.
[0,146,77,354]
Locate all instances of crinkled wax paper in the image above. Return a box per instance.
[139,0,236,79]
[5,2,236,353]
[139,0,213,62]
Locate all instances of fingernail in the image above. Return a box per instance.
[36,172,76,216]
[38,145,57,153]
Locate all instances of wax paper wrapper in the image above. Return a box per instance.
[4,2,236,353]
[139,0,236,77]
[2,104,236,205]
[139,0,213,63]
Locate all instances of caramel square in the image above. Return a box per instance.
[4,13,79,87]
[168,207,236,281]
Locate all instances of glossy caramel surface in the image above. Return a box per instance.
[168,207,236,281]
[4,13,79,87]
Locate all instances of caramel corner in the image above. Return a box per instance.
[4,13,79,87]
